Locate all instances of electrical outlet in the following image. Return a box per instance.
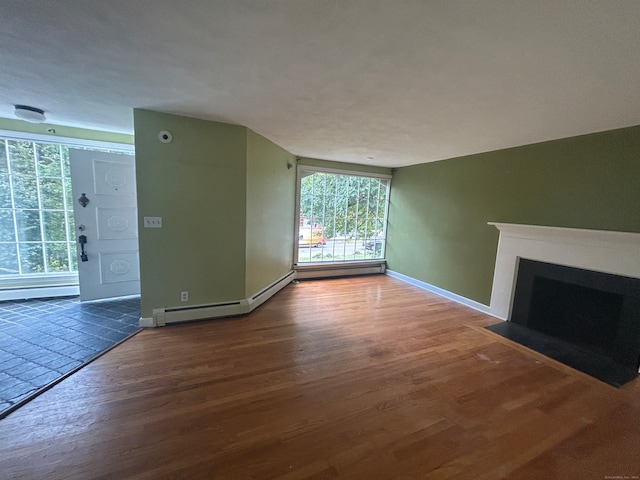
[181,291,188,302]
[143,216,163,228]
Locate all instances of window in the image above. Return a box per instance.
[0,133,132,284]
[296,168,390,264]
[0,139,77,278]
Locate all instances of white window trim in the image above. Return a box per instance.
[298,164,392,180]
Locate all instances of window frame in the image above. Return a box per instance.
[294,165,392,266]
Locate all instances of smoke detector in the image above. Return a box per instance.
[15,105,46,123]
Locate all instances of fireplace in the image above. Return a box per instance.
[486,223,640,386]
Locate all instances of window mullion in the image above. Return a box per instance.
[322,174,327,262]
[376,180,380,257]
[33,143,48,274]
[6,141,22,275]
[306,173,315,261]
[59,145,73,272]
[354,178,360,261]
[382,179,391,257]
[332,176,338,260]
[364,179,371,257]
[375,179,382,258]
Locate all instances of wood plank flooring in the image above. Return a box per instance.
[0,275,638,479]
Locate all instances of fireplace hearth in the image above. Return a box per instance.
[487,258,640,386]
[486,223,640,387]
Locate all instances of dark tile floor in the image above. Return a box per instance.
[0,296,140,418]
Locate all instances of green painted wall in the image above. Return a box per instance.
[0,118,133,144]
[245,130,296,296]
[298,157,392,177]
[386,125,640,306]
[134,110,247,317]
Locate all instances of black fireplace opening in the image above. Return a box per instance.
[528,277,623,356]
[486,258,640,387]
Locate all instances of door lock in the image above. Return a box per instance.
[78,234,88,262]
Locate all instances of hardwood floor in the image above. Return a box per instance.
[0,275,638,479]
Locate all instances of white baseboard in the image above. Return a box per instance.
[148,270,295,327]
[0,284,79,301]
[386,270,495,316]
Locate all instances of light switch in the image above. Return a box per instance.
[143,216,162,228]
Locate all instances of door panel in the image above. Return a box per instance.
[99,251,140,284]
[97,208,137,239]
[69,149,140,301]
[92,159,136,195]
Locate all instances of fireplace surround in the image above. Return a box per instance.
[486,223,640,386]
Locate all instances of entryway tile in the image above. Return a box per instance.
[0,295,140,419]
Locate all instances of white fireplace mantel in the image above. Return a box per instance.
[488,223,640,320]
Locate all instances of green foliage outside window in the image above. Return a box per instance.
[0,138,76,276]
[299,172,388,240]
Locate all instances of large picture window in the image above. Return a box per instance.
[296,168,390,264]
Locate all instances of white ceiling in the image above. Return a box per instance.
[1,1,639,167]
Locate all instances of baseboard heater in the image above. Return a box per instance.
[150,270,295,327]
[295,260,386,280]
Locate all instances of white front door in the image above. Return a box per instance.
[69,149,140,301]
